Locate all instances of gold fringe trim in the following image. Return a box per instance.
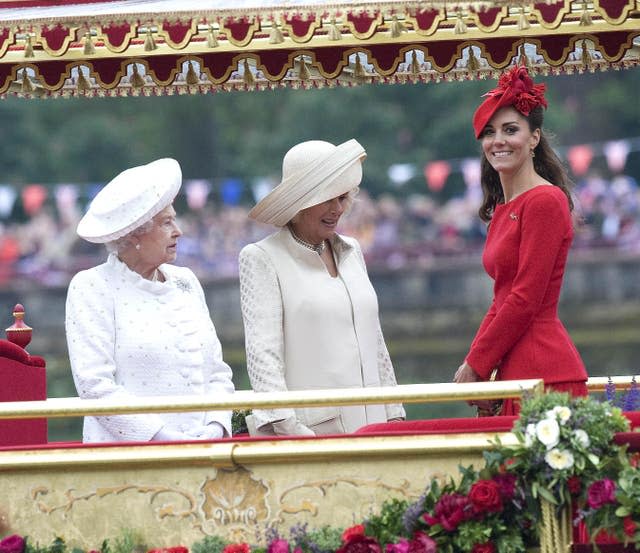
[21,69,34,93]
[328,18,342,41]
[581,39,593,68]
[83,32,95,55]
[467,47,479,73]
[390,15,407,38]
[207,25,219,48]
[24,35,35,58]
[354,54,366,79]
[454,13,468,34]
[297,56,310,80]
[130,64,145,87]
[519,44,531,69]
[186,61,199,85]
[76,69,91,92]
[518,8,531,30]
[269,22,284,44]
[144,29,157,51]
[410,50,420,74]
[243,59,255,86]
[580,2,593,26]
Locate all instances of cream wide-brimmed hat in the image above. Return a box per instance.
[77,158,182,243]
[248,139,366,227]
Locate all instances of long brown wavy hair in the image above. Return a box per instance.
[477,105,574,222]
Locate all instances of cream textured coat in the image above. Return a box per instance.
[239,229,404,434]
[65,254,234,443]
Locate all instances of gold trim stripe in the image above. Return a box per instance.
[0,380,544,420]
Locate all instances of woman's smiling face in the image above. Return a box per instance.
[480,106,540,176]
[292,192,350,244]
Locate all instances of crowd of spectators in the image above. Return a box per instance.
[0,170,638,288]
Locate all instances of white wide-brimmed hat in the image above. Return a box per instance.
[77,158,182,243]
[248,139,366,227]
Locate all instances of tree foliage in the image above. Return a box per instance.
[0,70,638,197]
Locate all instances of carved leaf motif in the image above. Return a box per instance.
[201,467,270,526]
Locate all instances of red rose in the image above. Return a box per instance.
[406,532,436,553]
[267,540,290,553]
[342,525,366,542]
[472,543,496,553]
[423,492,471,531]
[623,516,637,538]
[492,473,517,501]
[336,535,381,553]
[469,480,503,514]
[567,476,582,496]
[594,530,619,544]
[223,544,250,553]
[0,535,25,553]
[587,479,617,510]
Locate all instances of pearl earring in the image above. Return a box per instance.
[135,244,141,250]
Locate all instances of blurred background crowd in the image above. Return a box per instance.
[0,167,638,288]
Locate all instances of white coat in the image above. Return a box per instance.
[238,228,404,434]
[65,253,234,443]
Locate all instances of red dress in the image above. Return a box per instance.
[465,186,588,414]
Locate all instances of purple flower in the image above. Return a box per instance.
[0,536,25,553]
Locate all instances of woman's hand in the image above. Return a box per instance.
[272,417,315,436]
[454,361,481,384]
[186,422,225,440]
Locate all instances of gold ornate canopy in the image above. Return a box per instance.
[0,0,638,98]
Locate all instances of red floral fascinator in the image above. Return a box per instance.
[472,65,548,139]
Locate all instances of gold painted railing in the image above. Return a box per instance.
[0,380,544,420]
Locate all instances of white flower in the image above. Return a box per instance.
[573,428,590,448]
[545,448,575,470]
[546,405,572,424]
[536,418,560,449]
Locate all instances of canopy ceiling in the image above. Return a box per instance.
[0,0,638,98]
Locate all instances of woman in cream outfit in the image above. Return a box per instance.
[66,158,234,443]
[239,139,405,436]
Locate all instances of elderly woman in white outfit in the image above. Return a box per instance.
[65,158,234,443]
[239,139,405,436]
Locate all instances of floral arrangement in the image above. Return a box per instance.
[2,392,639,553]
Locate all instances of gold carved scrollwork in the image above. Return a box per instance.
[200,466,270,526]
[31,484,200,522]
[276,477,418,522]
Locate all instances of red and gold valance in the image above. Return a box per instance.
[0,0,638,98]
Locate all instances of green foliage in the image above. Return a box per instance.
[102,529,146,553]
[364,498,410,545]
[231,410,251,435]
[301,526,343,553]
[191,535,228,553]
[2,70,638,197]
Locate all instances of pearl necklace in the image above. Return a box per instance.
[288,224,326,255]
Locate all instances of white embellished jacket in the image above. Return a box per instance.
[238,229,405,434]
[65,253,234,443]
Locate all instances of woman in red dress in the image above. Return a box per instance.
[453,65,588,415]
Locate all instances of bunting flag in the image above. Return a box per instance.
[220,178,244,206]
[424,160,451,191]
[21,184,47,216]
[54,184,79,220]
[387,163,417,187]
[567,145,595,177]
[251,177,275,203]
[0,185,17,218]
[185,179,211,210]
[603,140,630,173]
